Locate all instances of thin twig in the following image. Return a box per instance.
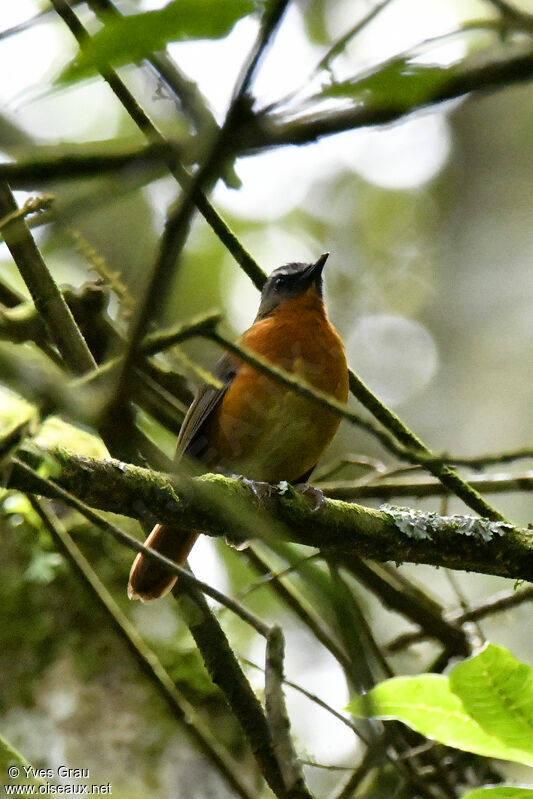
[341,556,468,656]
[73,311,221,395]
[487,0,533,32]
[245,545,352,673]
[327,562,384,690]
[87,0,222,140]
[327,746,388,799]
[387,584,533,652]
[239,44,533,151]
[316,0,397,73]
[230,0,291,103]
[314,454,388,482]
[141,311,223,355]
[0,182,96,375]
[207,328,506,520]
[346,370,506,522]
[0,145,170,187]
[111,0,290,407]
[319,470,533,499]
[0,194,54,231]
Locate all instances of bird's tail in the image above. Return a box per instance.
[128,524,198,601]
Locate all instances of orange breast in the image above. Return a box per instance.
[205,289,348,482]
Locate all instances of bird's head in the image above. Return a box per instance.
[256,253,329,319]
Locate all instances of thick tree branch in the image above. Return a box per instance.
[9,447,533,584]
[0,143,172,188]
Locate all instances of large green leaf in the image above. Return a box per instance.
[60,0,257,84]
[0,732,30,773]
[462,789,533,799]
[347,647,533,765]
[0,732,44,785]
[450,644,533,758]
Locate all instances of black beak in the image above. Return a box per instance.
[302,252,329,285]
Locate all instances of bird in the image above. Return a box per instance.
[128,253,349,600]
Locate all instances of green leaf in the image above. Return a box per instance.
[0,732,30,773]
[0,732,44,784]
[450,644,533,759]
[321,58,452,110]
[462,789,533,799]
[347,670,533,765]
[59,0,257,84]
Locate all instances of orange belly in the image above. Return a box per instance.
[204,290,348,481]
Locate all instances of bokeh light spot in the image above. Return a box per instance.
[346,313,438,406]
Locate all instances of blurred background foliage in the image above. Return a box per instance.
[2,0,533,797]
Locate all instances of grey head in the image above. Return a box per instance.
[256,253,329,320]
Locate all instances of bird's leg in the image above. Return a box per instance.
[234,475,326,511]
[293,482,326,511]
[223,475,275,551]
[231,474,275,501]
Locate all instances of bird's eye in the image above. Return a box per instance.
[273,276,285,291]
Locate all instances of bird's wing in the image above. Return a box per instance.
[176,351,239,461]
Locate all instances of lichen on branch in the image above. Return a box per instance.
[7,445,533,585]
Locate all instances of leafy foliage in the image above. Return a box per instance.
[322,59,453,110]
[60,0,257,83]
[348,644,533,766]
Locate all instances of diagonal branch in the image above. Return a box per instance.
[0,182,96,374]
[206,328,505,521]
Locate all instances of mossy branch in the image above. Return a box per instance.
[8,446,533,584]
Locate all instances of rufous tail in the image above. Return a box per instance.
[128,524,198,601]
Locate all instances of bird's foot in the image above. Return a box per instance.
[225,535,249,552]
[235,476,326,511]
[293,482,326,512]
[232,475,275,502]
[224,475,274,552]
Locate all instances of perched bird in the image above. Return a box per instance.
[128,253,348,600]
